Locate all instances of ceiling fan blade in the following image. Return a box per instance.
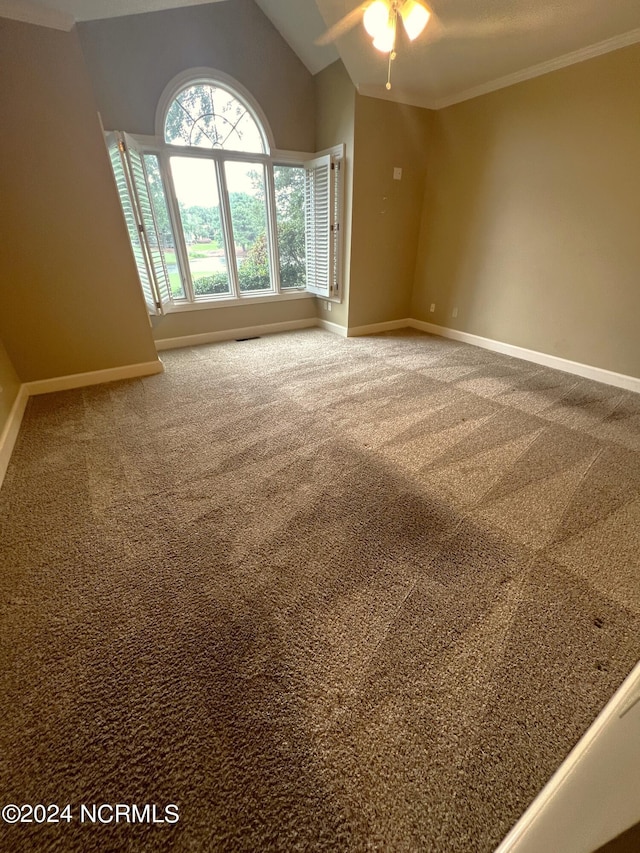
[315,5,366,46]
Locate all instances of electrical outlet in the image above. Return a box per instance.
[327,301,331,312]
[430,303,435,313]
[393,167,402,180]
[452,307,458,318]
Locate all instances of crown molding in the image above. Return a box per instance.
[0,0,75,30]
[357,25,640,112]
[434,26,640,110]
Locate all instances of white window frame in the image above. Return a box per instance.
[105,70,345,315]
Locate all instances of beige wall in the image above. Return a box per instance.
[0,335,21,437]
[77,0,315,151]
[349,96,432,330]
[315,60,356,331]
[151,297,315,341]
[412,44,640,378]
[0,19,158,382]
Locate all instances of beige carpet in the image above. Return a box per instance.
[1,328,639,852]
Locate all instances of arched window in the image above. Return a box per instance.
[164,83,266,153]
[106,71,343,314]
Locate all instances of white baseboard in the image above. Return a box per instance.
[2,319,638,490]
[322,315,640,391]
[23,359,164,396]
[347,318,411,337]
[0,386,29,488]
[409,319,640,393]
[495,659,640,853]
[0,359,165,491]
[316,319,348,337]
[154,318,316,350]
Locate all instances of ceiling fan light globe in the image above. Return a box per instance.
[400,0,430,40]
[372,22,395,52]
[364,0,390,38]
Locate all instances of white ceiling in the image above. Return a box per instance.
[254,0,338,76]
[3,0,640,108]
[309,0,640,107]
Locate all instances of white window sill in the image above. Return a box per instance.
[163,290,315,313]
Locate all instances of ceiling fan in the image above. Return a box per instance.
[316,1,553,92]
[317,0,432,90]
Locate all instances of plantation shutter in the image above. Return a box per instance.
[106,132,171,314]
[304,152,342,299]
[106,132,158,313]
[304,154,331,297]
[329,154,343,300]
[122,133,172,308]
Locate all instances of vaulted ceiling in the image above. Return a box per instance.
[3,0,640,108]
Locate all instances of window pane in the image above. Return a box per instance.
[274,165,306,289]
[165,84,265,153]
[169,157,231,298]
[225,162,272,293]
[143,154,184,300]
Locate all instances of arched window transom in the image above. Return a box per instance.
[164,83,266,153]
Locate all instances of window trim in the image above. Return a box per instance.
[161,290,315,313]
[145,141,316,308]
[127,137,344,313]
[155,68,275,153]
[106,71,344,314]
